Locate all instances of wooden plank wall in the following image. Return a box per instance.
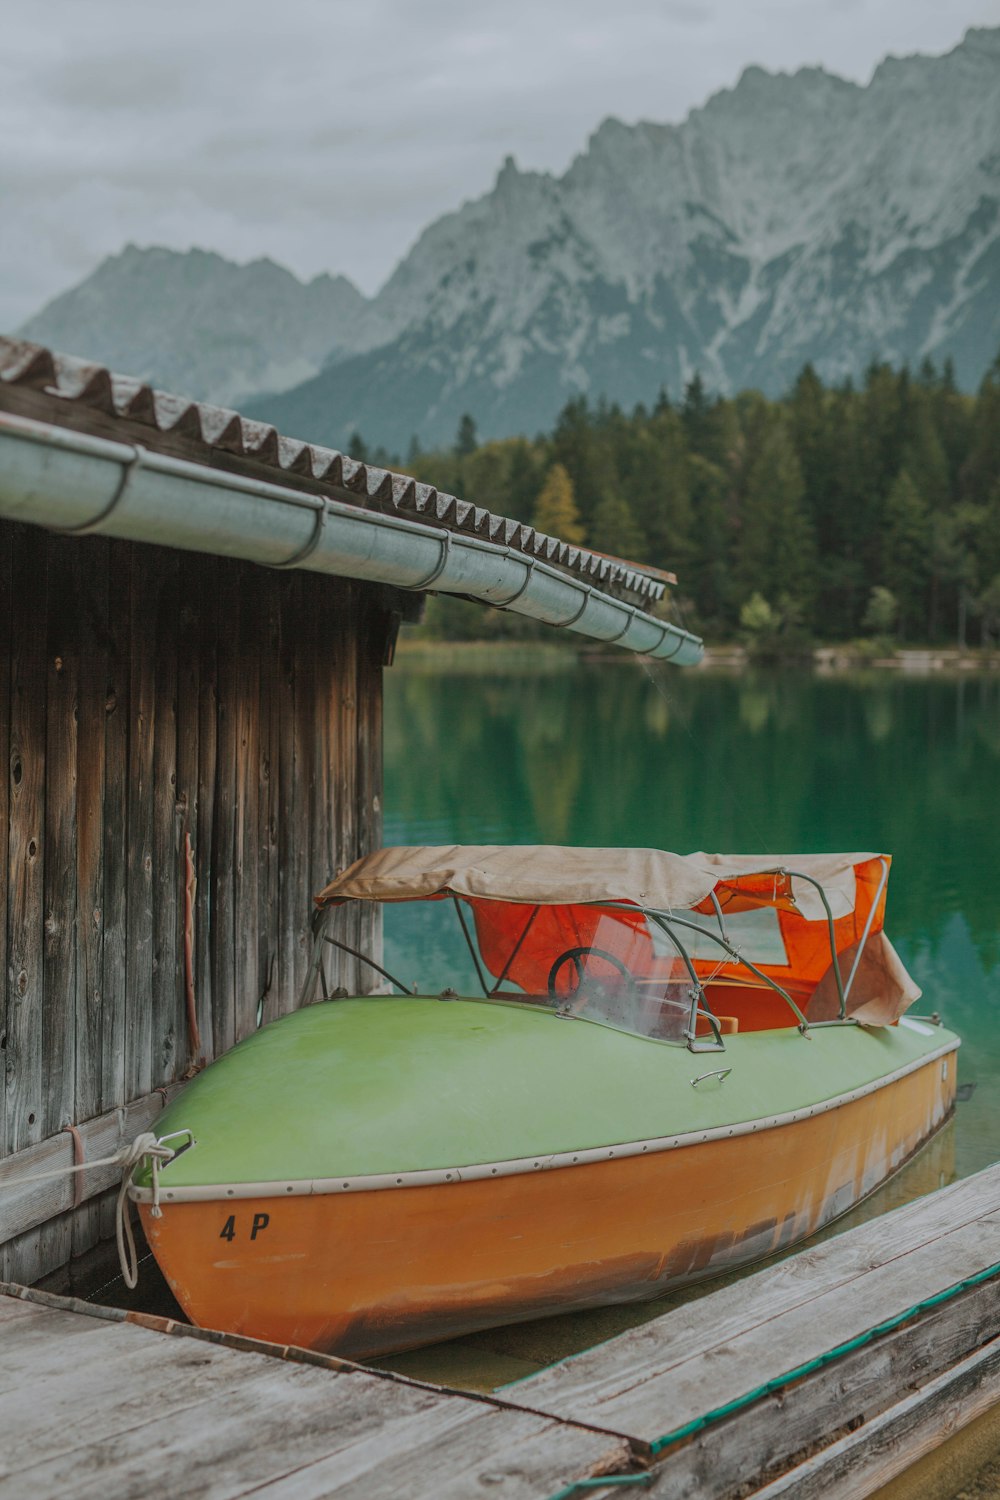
[0,522,389,1284]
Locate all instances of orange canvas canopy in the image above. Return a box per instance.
[317,845,918,1024]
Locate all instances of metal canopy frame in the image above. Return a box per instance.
[300,861,889,1054]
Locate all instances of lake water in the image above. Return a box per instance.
[374,653,1000,1389]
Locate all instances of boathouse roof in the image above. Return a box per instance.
[0,336,671,611]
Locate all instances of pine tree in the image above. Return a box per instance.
[862,586,899,636]
[882,469,931,638]
[607,407,692,572]
[900,387,950,511]
[686,455,732,633]
[461,441,515,512]
[737,408,815,621]
[533,464,586,545]
[961,355,1000,507]
[454,413,478,457]
[816,384,869,634]
[588,492,646,561]
[682,374,712,457]
[552,397,618,526]
[506,441,545,523]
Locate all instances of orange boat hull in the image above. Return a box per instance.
[140,1051,955,1359]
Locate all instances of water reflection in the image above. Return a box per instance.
[379,660,1000,1384]
[387,664,1000,986]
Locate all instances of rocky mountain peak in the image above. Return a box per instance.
[19,244,368,407]
[19,28,1000,448]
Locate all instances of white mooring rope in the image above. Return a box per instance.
[1,1131,176,1290]
[114,1133,177,1289]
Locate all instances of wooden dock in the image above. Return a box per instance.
[514,1160,1000,1498]
[0,1286,629,1499]
[5,1162,1000,1498]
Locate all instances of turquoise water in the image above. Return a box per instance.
[385,658,1000,1176]
[376,656,1000,1387]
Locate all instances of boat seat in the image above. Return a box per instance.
[695,1013,739,1036]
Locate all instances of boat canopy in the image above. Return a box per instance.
[316,845,919,1026]
[317,845,872,920]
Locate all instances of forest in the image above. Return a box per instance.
[350,355,1000,650]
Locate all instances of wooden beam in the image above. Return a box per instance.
[0,515,11,1280]
[124,547,156,1103]
[747,1335,1000,1500]
[5,525,48,1283]
[41,535,80,1277]
[637,1273,1000,1498]
[0,1084,184,1245]
[73,539,110,1260]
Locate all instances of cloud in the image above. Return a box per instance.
[2,0,997,330]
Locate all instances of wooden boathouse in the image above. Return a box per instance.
[0,334,700,1288]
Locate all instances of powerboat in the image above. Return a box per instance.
[131,845,958,1358]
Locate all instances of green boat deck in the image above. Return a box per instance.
[141,998,959,1188]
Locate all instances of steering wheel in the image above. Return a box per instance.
[547,946,635,1010]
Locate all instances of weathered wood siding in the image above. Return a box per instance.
[0,521,389,1283]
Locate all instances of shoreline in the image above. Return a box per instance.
[395,636,1000,675]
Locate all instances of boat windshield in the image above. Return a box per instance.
[463,899,723,1043]
[313,897,750,1048]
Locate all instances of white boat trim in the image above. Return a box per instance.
[129,1037,959,1206]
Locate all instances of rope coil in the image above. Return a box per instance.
[114,1133,177,1289]
[0,1129,177,1291]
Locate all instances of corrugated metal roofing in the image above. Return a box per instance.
[0,337,671,608]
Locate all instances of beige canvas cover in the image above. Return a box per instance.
[316,844,876,923]
[317,845,919,1024]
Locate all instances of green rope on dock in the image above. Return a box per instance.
[650,1255,1000,1455]
[544,1475,653,1500]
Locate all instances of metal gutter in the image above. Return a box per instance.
[0,411,704,665]
[0,337,673,611]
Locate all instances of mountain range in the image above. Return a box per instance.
[18,26,1000,452]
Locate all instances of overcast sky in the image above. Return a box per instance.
[3,0,999,330]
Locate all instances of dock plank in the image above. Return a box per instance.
[2,1331,367,1484]
[514,1162,1000,1447]
[0,1294,47,1327]
[255,1403,627,1500]
[0,1309,144,1395]
[22,1374,476,1500]
[0,1292,623,1500]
